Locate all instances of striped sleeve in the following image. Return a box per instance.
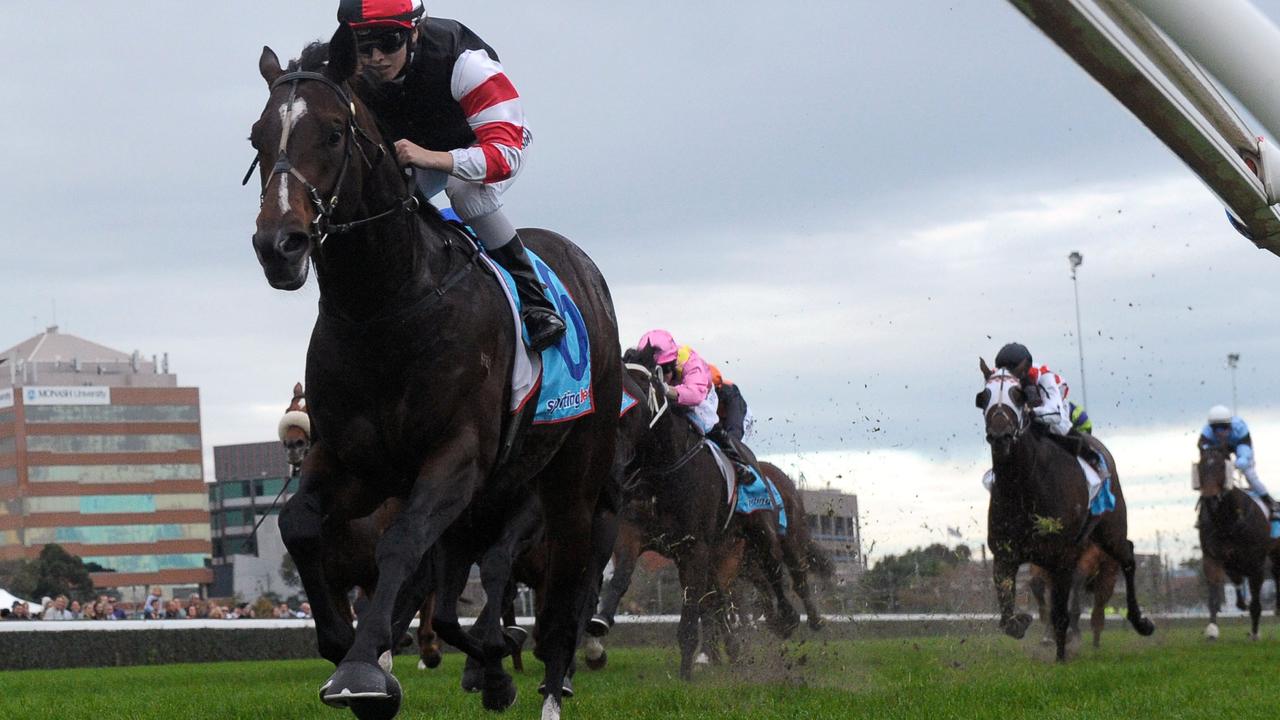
[448,48,529,184]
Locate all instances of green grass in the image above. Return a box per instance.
[2,620,1275,719]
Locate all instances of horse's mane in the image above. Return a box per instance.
[622,345,657,367]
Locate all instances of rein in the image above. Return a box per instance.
[244,70,418,243]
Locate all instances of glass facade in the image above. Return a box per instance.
[22,493,208,515]
[25,434,201,454]
[0,468,15,485]
[23,405,199,424]
[25,523,210,545]
[27,463,202,483]
[81,553,208,573]
[254,477,289,497]
[0,436,14,455]
[0,529,19,547]
[0,410,14,425]
[220,480,250,499]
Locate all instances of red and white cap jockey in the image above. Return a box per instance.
[337,0,424,31]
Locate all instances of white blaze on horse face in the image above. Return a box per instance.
[983,371,1024,425]
[275,98,309,214]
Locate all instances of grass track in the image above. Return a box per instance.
[2,620,1275,719]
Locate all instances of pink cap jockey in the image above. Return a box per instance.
[636,330,712,407]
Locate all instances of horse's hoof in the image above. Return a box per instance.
[422,651,442,670]
[1001,613,1032,640]
[807,615,825,632]
[537,675,574,698]
[482,674,518,712]
[1131,616,1156,637]
[583,637,606,670]
[461,662,483,693]
[586,609,611,632]
[320,662,402,720]
[541,695,562,720]
[504,625,529,652]
[1204,623,1220,641]
[1248,632,1260,642]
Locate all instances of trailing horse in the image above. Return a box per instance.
[585,351,796,679]
[977,359,1154,661]
[1196,445,1274,640]
[249,27,620,720]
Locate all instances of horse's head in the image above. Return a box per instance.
[977,357,1030,461]
[248,26,391,290]
[619,344,684,462]
[278,382,311,467]
[1197,444,1232,500]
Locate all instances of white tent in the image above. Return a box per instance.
[0,588,40,615]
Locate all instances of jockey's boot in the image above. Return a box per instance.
[708,425,757,486]
[488,233,566,352]
[1263,494,1280,521]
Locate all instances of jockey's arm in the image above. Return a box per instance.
[671,359,712,407]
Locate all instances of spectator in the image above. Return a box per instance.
[206,603,225,619]
[186,594,204,619]
[296,602,312,619]
[142,587,163,619]
[162,599,184,619]
[82,601,99,620]
[69,600,82,619]
[43,595,74,621]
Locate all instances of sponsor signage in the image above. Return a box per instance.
[22,386,111,406]
[0,387,12,409]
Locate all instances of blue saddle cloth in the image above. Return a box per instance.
[1090,476,1116,517]
[735,466,788,535]
[441,209,594,425]
[620,389,639,417]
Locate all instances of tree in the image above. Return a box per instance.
[27,545,96,600]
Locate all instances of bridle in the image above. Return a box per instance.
[243,70,417,243]
[981,370,1030,443]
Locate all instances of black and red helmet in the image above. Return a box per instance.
[337,0,424,31]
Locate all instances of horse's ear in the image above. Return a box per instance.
[292,382,304,400]
[325,24,358,82]
[259,46,284,85]
[979,357,992,380]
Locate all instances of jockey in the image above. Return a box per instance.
[709,364,754,443]
[1199,405,1279,518]
[992,342,1110,483]
[636,330,756,485]
[336,0,565,351]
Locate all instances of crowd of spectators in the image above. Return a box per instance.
[1,591,313,621]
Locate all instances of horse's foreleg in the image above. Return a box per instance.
[1028,569,1050,644]
[591,521,642,636]
[1050,570,1074,662]
[322,442,479,711]
[993,555,1031,639]
[1248,573,1264,640]
[781,532,824,631]
[674,547,711,681]
[1068,570,1085,642]
[279,483,350,666]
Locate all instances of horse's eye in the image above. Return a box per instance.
[327,129,343,147]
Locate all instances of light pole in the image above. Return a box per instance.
[1227,353,1240,415]
[1068,251,1088,410]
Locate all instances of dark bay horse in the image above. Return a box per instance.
[1028,545,1119,649]
[1196,445,1273,640]
[977,360,1154,661]
[249,28,619,720]
[586,351,796,679]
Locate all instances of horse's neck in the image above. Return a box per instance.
[314,203,450,321]
[654,414,703,465]
[992,434,1049,502]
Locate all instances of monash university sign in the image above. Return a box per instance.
[22,386,111,405]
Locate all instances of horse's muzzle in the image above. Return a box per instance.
[252,229,312,290]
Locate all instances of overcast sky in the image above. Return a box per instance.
[6,1,1280,563]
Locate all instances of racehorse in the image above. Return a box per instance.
[1028,545,1118,649]
[277,386,444,671]
[1196,445,1274,640]
[586,351,796,679]
[977,359,1154,661]
[752,462,835,631]
[249,27,620,720]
